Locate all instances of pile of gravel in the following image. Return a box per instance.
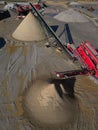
[54,8,89,23]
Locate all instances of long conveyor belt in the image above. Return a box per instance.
[30,3,73,59]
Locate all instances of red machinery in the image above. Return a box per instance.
[30,4,98,79]
[16,1,46,18]
[56,41,98,79]
[16,4,41,18]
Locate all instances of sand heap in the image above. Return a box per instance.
[54,8,89,23]
[24,80,77,126]
[12,12,46,42]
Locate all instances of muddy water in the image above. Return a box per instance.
[23,79,79,128]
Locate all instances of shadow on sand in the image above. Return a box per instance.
[50,77,76,99]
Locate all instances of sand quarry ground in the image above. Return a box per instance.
[0,1,98,130]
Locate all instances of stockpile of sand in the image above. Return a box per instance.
[24,80,77,126]
[54,8,89,22]
[12,12,46,42]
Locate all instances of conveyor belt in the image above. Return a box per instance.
[30,3,73,59]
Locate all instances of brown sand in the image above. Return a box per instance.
[12,12,46,42]
[23,80,78,127]
[0,2,98,130]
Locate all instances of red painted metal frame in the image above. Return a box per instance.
[17,3,42,19]
[56,41,98,79]
[74,41,98,78]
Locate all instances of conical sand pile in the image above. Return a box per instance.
[54,9,89,23]
[24,80,77,126]
[12,12,46,42]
